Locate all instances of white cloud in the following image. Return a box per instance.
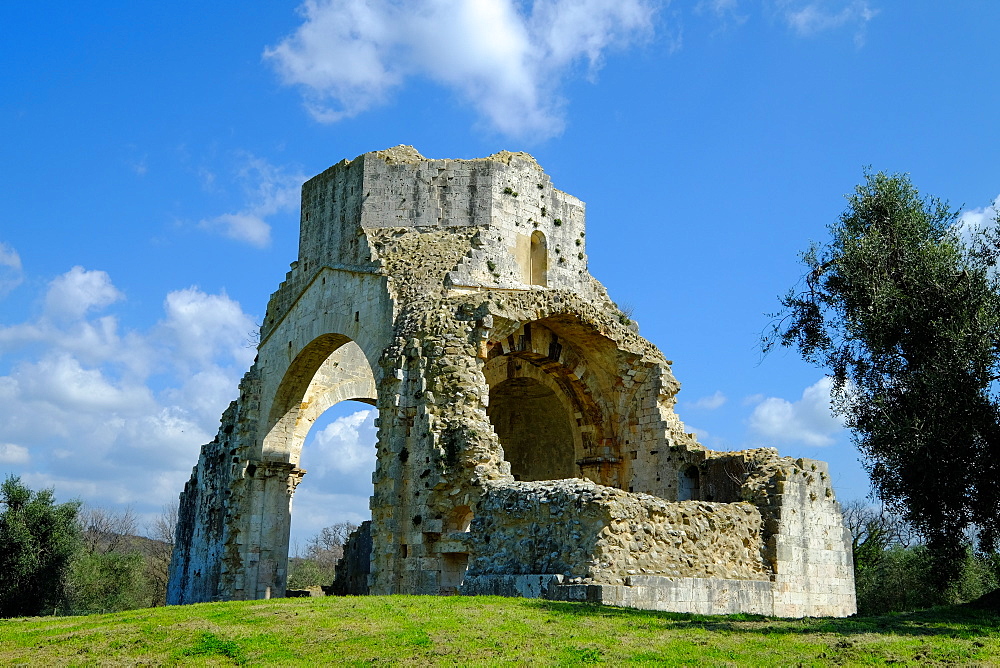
[0,267,153,376]
[44,266,124,320]
[14,353,156,414]
[159,287,257,370]
[0,242,23,298]
[203,213,271,247]
[0,265,257,517]
[200,154,305,248]
[307,409,377,477]
[0,443,29,464]
[686,390,727,410]
[777,0,877,44]
[956,195,1000,242]
[747,376,844,446]
[264,0,658,139]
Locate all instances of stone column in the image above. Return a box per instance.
[244,461,306,599]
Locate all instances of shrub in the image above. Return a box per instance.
[856,545,999,615]
[63,551,153,614]
[0,476,81,618]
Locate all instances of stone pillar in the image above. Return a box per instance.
[244,461,305,600]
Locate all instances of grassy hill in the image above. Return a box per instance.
[2,595,998,666]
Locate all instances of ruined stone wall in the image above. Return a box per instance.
[747,456,857,617]
[465,479,769,585]
[332,521,372,596]
[167,367,260,604]
[368,297,506,595]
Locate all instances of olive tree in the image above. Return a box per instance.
[767,171,1000,585]
[0,476,81,617]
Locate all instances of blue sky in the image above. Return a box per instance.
[2,1,998,546]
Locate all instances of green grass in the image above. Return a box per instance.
[1,596,998,666]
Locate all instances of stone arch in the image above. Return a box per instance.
[483,317,623,487]
[246,333,379,600]
[530,230,547,286]
[446,505,474,533]
[263,335,378,465]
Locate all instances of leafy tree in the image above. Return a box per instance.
[768,171,1000,585]
[288,521,357,589]
[64,551,150,614]
[62,505,156,613]
[0,476,81,617]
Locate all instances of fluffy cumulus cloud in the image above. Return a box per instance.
[200,154,305,248]
[44,266,124,320]
[264,0,658,139]
[306,409,378,477]
[747,376,844,446]
[158,288,257,370]
[0,266,257,524]
[0,242,23,298]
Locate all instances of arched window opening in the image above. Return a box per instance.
[446,505,473,533]
[487,377,575,481]
[530,231,547,286]
[678,465,700,501]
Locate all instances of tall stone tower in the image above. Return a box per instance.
[168,147,856,616]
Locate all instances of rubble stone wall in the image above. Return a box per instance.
[466,479,769,584]
[332,521,372,596]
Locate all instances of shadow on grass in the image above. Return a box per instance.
[526,599,1000,639]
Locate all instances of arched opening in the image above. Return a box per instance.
[678,465,700,501]
[530,231,547,286]
[287,400,377,591]
[446,505,473,533]
[254,335,379,599]
[487,377,576,481]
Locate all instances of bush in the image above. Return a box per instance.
[0,476,81,618]
[60,504,174,613]
[63,551,153,614]
[844,501,999,615]
[856,545,1000,615]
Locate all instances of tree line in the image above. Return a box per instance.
[0,475,356,618]
[0,476,175,617]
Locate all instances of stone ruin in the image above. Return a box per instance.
[167,146,856,617]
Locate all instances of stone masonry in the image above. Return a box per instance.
[167,146,856,616]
